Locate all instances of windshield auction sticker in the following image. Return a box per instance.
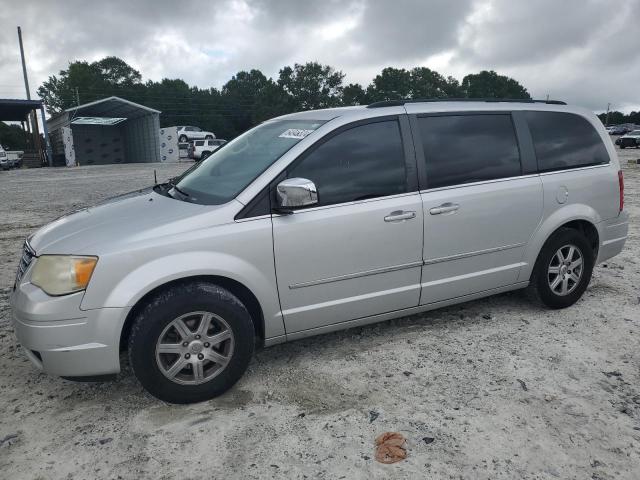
[279,129,315,139]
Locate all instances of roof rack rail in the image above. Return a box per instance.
[366,98,567,108]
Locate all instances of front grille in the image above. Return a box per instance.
[14,241,35,287]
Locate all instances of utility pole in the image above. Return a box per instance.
[18,26,37,153]
[18,26,51,166]
[75,87,80,106]
[17,26,30,100]
[605,103,611,127]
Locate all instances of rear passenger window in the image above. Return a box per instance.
[418,114,521,189]
[525,111,609,172]
[288,120,407,207]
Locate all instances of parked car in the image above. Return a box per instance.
[191,139,227,160]
[609,126,629,135]
[11,100,628,404]
[0,145,8,170]
[6,150,23,168]
[618,129,640,149]
[176,126,215,143]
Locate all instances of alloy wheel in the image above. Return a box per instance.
[155,311,235,385]
[547,244,584,296]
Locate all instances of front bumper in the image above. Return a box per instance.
[10,282,129,377]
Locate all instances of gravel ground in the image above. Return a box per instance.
[0,147,639,480]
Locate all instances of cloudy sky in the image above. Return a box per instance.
[0,0,638,113]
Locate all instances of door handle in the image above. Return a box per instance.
[429,202,460,215]
[384,210,416,222]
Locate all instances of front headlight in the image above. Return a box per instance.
[31,255,98,296]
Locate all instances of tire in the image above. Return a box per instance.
[179,135,188,143]
[201,151,211,160]
[620,145,625,149]
[205,135,213,140]
[526,228,594,309]
[128,281,255,404]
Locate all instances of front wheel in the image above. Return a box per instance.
[527,228,594,309]
[128,282,255,403]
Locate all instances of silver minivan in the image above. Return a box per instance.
[11,100,629,403]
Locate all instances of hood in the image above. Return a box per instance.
[29,188,229,255]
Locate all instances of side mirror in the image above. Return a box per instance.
[275,178,318,213]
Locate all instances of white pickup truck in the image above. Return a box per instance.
[190,139,227,160]
[0,148,24,169]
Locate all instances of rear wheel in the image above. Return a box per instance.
[179,134,188,143]
[527,228,594,309]
[200,151,211,160]
[128,282,255,404]
[205,135,213,140]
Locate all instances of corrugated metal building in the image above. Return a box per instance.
[47,96,160,166]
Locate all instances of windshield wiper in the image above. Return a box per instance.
[172,184,190,197]
[156,178,191,201]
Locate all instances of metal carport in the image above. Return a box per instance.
[47,96,161,166]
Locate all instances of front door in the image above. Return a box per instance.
[272,117,423,334]
[411,112,543,304]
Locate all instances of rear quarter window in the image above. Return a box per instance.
[525,111,609,172]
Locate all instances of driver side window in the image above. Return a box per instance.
[287,120,407,207]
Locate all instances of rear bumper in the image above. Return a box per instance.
[597,212,629,263]
[10,283,128,377]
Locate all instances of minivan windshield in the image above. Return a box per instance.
[172,119,325,205]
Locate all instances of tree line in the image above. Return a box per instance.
[597,110,640,126]
[2,56,636,151]
[34,56,531,140]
